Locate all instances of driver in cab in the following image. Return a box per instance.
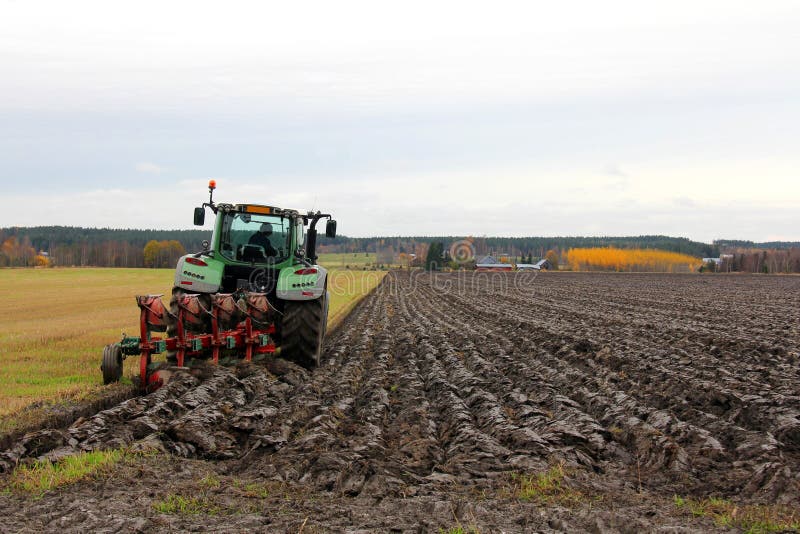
[248,222,278,257]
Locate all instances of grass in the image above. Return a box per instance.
[0,268,175,416]
[241,481,272,498]
[0,266,385,423]
[439,527,480,534]
[674,495,800,533]
[199,473,222,490]
[152,478,294,516]
[319,252,378,268]
[437,504,482,534]
[153,493,219,515]
[509,463,585,505]
[327,270,386,330]
[4,448,128,495]
[0,381,135,444]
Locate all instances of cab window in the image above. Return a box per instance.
[219,212,291,263]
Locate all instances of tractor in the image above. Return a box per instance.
[101,180,337,391]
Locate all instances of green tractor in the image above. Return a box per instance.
[101,180,337,390]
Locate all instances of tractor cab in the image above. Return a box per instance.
[215,206,296,265]
[183,182,337,294]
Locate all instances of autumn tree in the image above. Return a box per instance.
[564,247,702,273]
[545,249,559,270]
[143,241,160,268]
[143,240,186,268]
[1,237,36,267]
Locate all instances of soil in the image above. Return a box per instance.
[1,271,798,533]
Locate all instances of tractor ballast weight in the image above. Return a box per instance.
[101,181,337,391]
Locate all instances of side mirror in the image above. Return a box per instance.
[193,207,205,226]
[325,219,337,238]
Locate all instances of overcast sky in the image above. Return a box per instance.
[1,0,798,241]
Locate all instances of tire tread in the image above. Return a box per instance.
[281,298,325,369]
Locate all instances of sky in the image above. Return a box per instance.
[1,0,798,242]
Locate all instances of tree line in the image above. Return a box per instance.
[3,226,799,272]
[0,226,208,268]
[714,239,800,250]
[709,248,800,274]
[325,234,721,259]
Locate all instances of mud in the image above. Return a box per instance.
[0,384,137,452]
[1,271,798,532]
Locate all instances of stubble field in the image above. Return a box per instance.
[0,268,384,424]
[1,271,798,532]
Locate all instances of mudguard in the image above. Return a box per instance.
[174,255,224,293]
[276,264,328,301]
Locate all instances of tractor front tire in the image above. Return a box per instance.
[280,297,326,370]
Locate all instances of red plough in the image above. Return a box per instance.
[102,293,277,392]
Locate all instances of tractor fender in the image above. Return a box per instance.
[174,254,223,294]
[276,264,328,301]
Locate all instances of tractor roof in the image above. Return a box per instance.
[218,203,301,217]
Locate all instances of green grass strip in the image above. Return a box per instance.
[674,495,800,533]
[5,449,126,495]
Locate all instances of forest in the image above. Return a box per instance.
[0,227,204,268]
[2,226,799,273]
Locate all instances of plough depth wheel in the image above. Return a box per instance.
[101,343,123,384]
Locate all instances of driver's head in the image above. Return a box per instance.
[259,222,273,236]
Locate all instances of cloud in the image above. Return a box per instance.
[593,164,630,192]
[135,162,165,174]
[673,196,697,208]
[603,164,628,178]
[3,174,799,243]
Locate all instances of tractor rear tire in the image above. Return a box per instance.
[280,297,326,370]
[101,343,123,384]
[322,290,329,336]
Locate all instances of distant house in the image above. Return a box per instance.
[517,259,550,270]
[475,255,514,271]
[475,254,550,271]
[476,263,513,272]
[703,257,723,266]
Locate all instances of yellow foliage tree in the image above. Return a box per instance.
[564,247,702,273]
[143,240,186,268]
[1,237,36,267]
[545,249,559,270]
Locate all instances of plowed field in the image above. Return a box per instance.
[1,271,799,532]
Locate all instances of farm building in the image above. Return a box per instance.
[475,254,550,271]
[476,264,514,272]
[476,255,514,271]
[517,259,551,270]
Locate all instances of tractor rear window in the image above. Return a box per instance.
[219,212,291,264]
